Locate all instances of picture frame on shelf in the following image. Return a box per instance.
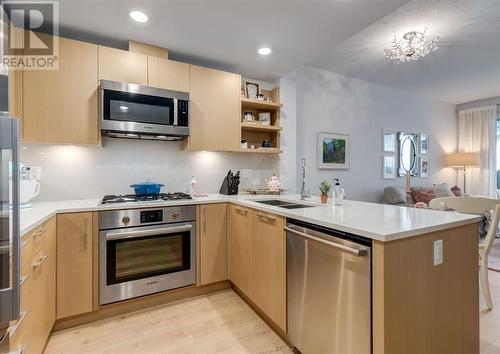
[420,156,430,177]
[419,133,429,154]
[383,155,396,179]
[244,81,260,100]
[383,128,396,153]
[317,132,350,169]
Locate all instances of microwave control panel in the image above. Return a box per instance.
[178,100,189,127]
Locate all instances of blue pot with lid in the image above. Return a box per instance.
[130,181,165,196]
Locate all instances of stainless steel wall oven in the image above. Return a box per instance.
[99,206,195,305]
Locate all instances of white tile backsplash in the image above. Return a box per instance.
[21,138,280,201]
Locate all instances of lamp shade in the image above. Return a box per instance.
[445,153,480,167]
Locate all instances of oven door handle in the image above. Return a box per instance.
[105,225,193,241]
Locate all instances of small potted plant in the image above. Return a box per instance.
[319,180,331,204]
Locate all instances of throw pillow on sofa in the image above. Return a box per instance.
[412,190,436,204]
[451,185,462,197]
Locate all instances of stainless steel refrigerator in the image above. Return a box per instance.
[0,116,21,353]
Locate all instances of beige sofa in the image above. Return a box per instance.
[384,183,458,206]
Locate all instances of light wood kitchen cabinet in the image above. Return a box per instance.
[228,205,253,296]
[22,36,99,145]
[98,45,148,85]
[251,211,286,330]
[148,56,189,92]
[228,207,286,331]
[198,204,228,285]
[56,212,94,319]
[185,65,240,151]
[30,217,56,354]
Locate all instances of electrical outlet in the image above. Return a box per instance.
[434,239,443,266]
[29,166,42,180]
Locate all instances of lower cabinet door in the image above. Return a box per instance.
[252,211,286,331]
[56,213,94,319]
[228,205,253,297]
[199,204,228,285]
[30,217,56,354]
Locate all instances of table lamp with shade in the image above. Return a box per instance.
[445,153,480,194]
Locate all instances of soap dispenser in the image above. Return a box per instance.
[333,178,345,206]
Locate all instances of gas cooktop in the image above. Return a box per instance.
[101,192,192,205]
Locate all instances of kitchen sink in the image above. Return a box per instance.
[254,199,317,209]
[279,204,315,209]
[254,199,296,206]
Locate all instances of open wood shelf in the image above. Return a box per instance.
[241,122,282,132]
[241,98,283,110]
[240,86,282,154]
[238,148,282,154]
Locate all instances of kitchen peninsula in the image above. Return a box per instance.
[18,194,481,354]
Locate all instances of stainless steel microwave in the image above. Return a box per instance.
[99,80,189,141]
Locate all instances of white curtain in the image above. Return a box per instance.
[458,105,497,197]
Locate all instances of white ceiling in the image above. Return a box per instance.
[55,0,410,81]
[309,0,500,104]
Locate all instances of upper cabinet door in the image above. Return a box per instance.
[98,46,147,85]
[187,65,240,151]
[148,57,189,92]
[22,36,99,145]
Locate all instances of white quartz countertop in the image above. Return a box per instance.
[20,194,482,242]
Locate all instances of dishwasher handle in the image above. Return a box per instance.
[284,226,368,257]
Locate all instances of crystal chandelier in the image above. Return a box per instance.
[384,30,440,64]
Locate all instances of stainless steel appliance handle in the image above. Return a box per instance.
[105,225,193,241]
[0,118,21,325]
[284,226,367,257]
[173,98,178,126]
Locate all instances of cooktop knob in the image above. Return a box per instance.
[122,216,130,224]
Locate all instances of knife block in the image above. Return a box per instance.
[219,175,239,195]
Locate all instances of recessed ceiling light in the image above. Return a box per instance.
[258,47,271,56]
[119,105,129,111]
[129,11,148,23]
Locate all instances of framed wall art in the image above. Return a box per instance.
[318,132,350,169]
[383,155,396,179]
[383,128,396,153]
[244,81,260,100]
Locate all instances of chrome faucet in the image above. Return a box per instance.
[300,158,309,200]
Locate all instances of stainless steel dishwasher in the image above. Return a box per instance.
[286,219,371,354]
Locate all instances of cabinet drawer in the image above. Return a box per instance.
[30,218,56,255]
[9,310,31,353]
[20,268,31,313]
[30,224,49,255]
[20,234,31,264]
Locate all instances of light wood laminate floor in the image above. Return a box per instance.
[46,272,500,354]
[45,289,292,354]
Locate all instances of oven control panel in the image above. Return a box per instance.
[99,205,196,230]
[140,210,163,223]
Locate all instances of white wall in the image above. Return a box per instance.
[23,67,459,203]
[21,138,279,201]
[280,66,458,203]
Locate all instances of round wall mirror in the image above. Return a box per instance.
[400,136,417,173]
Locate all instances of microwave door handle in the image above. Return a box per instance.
[105,225,193,241]
[173,98,178,126]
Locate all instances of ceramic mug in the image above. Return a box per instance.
[8,179,41,206]
[20,179,41,204]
